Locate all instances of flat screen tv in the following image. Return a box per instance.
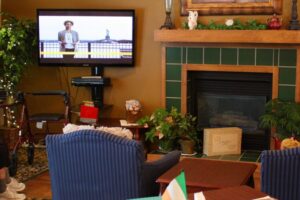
[37,9,135,67]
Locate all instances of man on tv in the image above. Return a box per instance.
[58,20,79,59]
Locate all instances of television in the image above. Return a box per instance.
[37,9,135,67]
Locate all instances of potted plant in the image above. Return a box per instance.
[260,99,300,149]
[0,13,37,104]
[138,107,199,153]
[0,13,36,127]
[177,113,199,154]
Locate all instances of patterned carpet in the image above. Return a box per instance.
[14,147,48,182]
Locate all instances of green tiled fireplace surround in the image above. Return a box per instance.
[165,47,297,111]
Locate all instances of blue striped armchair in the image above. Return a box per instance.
[46,130,181,200]
[261,147,300,200]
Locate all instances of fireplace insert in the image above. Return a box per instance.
[188,71,272,150]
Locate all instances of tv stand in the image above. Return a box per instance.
[91,66,104,108]
[71,66,111,109]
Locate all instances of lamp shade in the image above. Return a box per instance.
[165,0,173,13]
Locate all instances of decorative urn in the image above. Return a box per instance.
[267,14,282,30]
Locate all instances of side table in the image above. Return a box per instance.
[97,118,147,141]
[119,120,146,140]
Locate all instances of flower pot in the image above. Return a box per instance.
[158,139,175,153]
[179,139,195,154]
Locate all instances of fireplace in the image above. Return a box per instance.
[187,71,273,150]
[155,30,299,151]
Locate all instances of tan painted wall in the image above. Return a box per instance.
[1,0,295,119]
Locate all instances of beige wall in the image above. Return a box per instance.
[1,0,295,119]
[2,0,165,119]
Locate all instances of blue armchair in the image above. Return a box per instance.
[46,130,181,200]
[261,147,300,200]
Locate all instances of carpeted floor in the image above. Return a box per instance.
[14,147,49,183]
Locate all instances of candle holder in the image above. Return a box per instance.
[160,0,174,29]
[289,0,300,30]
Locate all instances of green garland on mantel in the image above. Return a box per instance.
[183,19,268,30]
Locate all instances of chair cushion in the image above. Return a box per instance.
[29,113,65,121]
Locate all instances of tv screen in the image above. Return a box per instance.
[37,9,135,67]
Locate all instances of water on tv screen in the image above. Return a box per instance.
[37,9,135,66]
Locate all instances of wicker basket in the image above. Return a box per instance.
[126,110,141,123]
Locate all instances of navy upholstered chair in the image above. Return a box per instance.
[261,147,300,200]
[46,130,181,200]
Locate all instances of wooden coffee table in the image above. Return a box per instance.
[157,158,257,194]
[188,185,268,200]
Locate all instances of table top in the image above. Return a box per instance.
[188,186,268,200]
[157,158,257,190]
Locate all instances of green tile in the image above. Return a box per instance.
[274,49,279,66]
[239,48,255,65]
[166,47,181,63]
[187,48,203,64]
[279,49,297,66]
[166,65,181,80]
[204,48,220,64]
[220,155,241,161]
[166,98,181,112]
[166,82,181,97]
[205,155,222,160]
[279,67,296,85]
[256,49,273,66]
[243,150,262,157]
[279,86,295,101]
[221,48,237,65]
[182,47,187,64]
[240,157,258,162]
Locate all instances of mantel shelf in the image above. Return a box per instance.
[154,29,300,45]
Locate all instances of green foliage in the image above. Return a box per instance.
[0,13,37,98]
[260,99,300,140]
[137,107,199,151]
[182,19,267,30]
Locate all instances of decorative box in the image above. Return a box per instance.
[80,105,99,124]
[203,127,242,156]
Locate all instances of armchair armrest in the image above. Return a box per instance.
[141,150,181,197]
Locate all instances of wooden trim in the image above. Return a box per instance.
[272,67,279,100]
[296,48,300,103]
[161,46,166,108]
[185,0,282,15]
[157,43,299,49]
[181,64,279,113]
[181,65,188,114]
[154,30,300,45]
[185,64,276,73]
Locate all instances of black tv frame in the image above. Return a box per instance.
[37,9,136,67]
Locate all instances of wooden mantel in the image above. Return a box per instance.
[154,29,300,45]
[155,29,300,105]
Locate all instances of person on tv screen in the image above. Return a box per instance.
[58,20,79,59]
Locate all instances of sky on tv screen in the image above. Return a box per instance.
[39,16,133,41]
